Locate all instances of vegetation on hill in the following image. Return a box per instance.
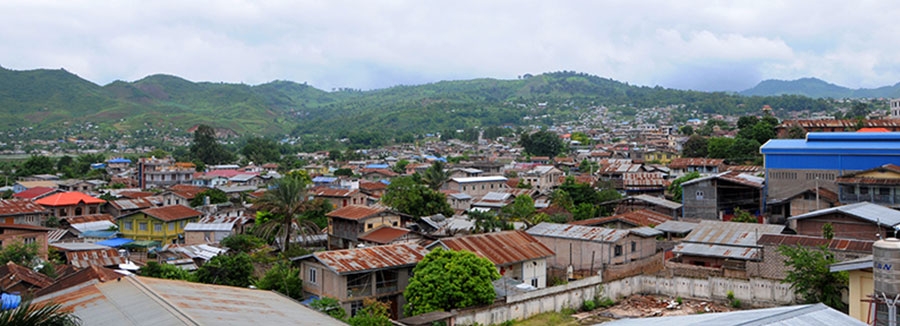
[0,67,838,142]
[741,77,900,99]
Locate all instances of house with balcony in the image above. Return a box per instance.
[138,157,195,189]
[667,158,725,178]
[518,165,564,190]
[327,205,404,249]
[117,205,204,244]
[837,164,900,208]
[787,202,900,241]
[293,242,429,319]
[34,191,105,218]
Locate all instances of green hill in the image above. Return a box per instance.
[0,67,837,140]
[741,77,900,99]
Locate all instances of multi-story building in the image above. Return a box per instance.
[326,205,402,249]
[443,176,508,198]
[138,157,195,189]
[117,205,203,244]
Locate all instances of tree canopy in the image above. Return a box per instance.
[195,252,255,287]
[519,130,565,158]
[190,124,236,165]
[777,245,847,310]
[404,248,500,316]
[382,176,453,218]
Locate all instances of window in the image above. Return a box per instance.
[124,221,133,230]
[139,222,148,231]
[614,245,623,257]
[367,223,373,229]
[631,241,636,252]
[308,267,318,284]
[695,191,704,200]
[350,301,364,316]
[531,278,539,287]
[169,223,175,231]
[860,187,870,195]
[392,221,398,227]
[154,223,162,232]
[23,237,36,245]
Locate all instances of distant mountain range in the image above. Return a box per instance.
[740,77,900,99]
[0,66,836,139]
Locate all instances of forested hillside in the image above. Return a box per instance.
[0,67,835,139]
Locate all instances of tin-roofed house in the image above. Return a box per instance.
[327,205,403,249]
[428,230,555,288]
[681,171,765,221]
[293,242,429,319]
[444,176,508,198]
[787,201,900,241]
[0,198,50,226]
[526,222,659,278]
[671,220,784,278]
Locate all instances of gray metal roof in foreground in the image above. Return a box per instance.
[37,275,347,325]
[527,222,630,243]
[597,303,864,326]
[683,221,784,247]
[632,194,683,210]
[787,201,900,227]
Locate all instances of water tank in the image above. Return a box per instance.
[874,238,900,325]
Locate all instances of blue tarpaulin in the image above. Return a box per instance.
[96,238,134,248]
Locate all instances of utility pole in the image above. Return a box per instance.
[815,177,820,210]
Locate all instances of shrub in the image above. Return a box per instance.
[582,299,597,312]
[731,299,742,308]
[597,297,616,308]
[726,290,735,301]
[676,296,683,305]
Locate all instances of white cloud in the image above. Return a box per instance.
[1,1,900,91]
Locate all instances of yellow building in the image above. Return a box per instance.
[643,150,678,164]
[117,205,203,244]
[830,255,873,323]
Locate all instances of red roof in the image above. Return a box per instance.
[0,199,47,216]
[438,230,555,266]
[139,205,203,222]
[360,168,399,177]
[167,184,205,200]
[858,127,890,132]
[757,234,873,252]
[668,158,725,169]
[0,261,54,290]
[358,226,411,244]
[311,187,360,198]
[570,209,672,227]
[326,205,386,220]
[359,181,386,191]
[13,187,57,200]
[35,192,105,207]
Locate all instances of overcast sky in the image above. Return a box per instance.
[1,1,899,92]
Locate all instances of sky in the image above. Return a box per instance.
[2,1,900,92]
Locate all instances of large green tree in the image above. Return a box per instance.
[189,188,229,207]
[682,135,708,158]
[668,171,701,202]
[190,124,236,165]
[519,130,565,158]
[241,136,281,164]
[420,161,450,190]
[382,176,453,218]
[20,155,54,177]
[347,299,392,326]
[500,195,541,228]
[254,262,304,300]
[254,175,320,252]
[139,261,195,281]
[777,245,847,310]
[195,252,255,287]
[404,248,500,316]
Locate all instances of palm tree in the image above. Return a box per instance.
[420,161,450,190]
[253,176,320,252]
[0,300,81,326]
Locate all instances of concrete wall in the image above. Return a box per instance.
[453,274,796,325]
[795,213,882,241]
[767,168,841,201]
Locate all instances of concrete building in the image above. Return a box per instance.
[138,157,195,189]
[672,221,784,278]
[327,205,403,250]
[444,176,508,198]
[787,202,900,241]
[681,172,765,220]
[527,222,658,274]
[0,198,50,226]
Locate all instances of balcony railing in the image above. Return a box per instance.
[840,192,900,205]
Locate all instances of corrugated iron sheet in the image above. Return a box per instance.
[0,198,47,216]
[441,230,555,266]
[326,205,386,220]
[528,222,629,243]
[313,242,428,275]
[673,242,761,260]
[358,226,410,244]
[683,220,784,247]
[667,158,725,169]
[757,234,873,252]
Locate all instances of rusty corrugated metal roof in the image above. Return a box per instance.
[139,205,203,222]
[312,242,428,275]
[312,187,361,198]
[358,226,411,244]
[757,234,873,253]
[326,205,387,220]
[440,230,556,266]
[682,220,784,247]
[65,249,128,268]
[667,158,725,169]
[0,198,47,216]
[570,209,672,227]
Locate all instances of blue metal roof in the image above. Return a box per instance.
[107,158,132,163]
[365,163,389,169]
[96,238,134,248]
[761,132,900,171]
[312,176,337,183]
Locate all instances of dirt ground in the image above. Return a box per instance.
[572,294,736,324]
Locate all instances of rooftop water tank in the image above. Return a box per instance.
[874,238,900,325]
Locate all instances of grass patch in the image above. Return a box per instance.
[512,311,578,326]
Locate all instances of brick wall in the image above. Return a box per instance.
[795,213,883,241]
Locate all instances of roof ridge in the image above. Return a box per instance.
[126,277,200,325]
